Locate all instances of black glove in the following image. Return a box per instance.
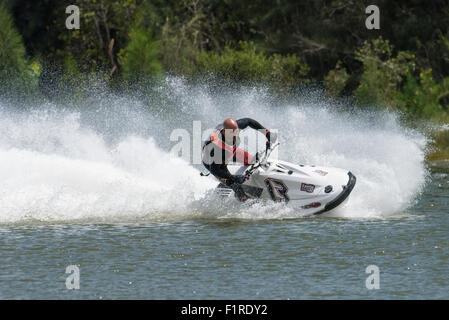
[234,174,248,184]
[266,130,277,149]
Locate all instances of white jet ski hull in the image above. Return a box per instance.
[216,157,356,215]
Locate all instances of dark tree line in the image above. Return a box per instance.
[1,0,448,123]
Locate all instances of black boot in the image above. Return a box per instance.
[231,183,249,202]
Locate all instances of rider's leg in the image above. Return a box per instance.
[203,162,234,185]
[203,162,248,201]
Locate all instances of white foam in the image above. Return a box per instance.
[0,111,216,224]
[0,79,429,224]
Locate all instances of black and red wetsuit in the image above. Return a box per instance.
[202,118,273,195]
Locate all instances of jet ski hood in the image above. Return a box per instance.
[213,143,357,215]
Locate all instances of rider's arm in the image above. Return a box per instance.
[237,118,265,131]
[236,118,273,142]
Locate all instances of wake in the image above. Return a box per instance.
[0,78,429,224]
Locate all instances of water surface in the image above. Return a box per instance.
[1,162,447,299]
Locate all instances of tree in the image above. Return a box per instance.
[0,2,40,96]
[0,3,27,77]
[118,26,163,82]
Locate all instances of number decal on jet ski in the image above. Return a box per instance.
[264,178,289,202]
[300,183,315,193]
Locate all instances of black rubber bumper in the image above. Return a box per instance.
[314,171,356,215]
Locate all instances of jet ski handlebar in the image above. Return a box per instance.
[245,142,280,177]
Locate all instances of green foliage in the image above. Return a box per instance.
[57,0,139,73]
[354,37,415,107]
[428,129,449,161]
[158,0,208,74]
[195,41,270,80]
[64,53,81,77]
[398,70,449,120]
[193,41,309,88]
[324,61,350,97]
[159,18,197,74]
[438,31,449,66]
[118,26,163,83]
[354,37,449,121]
[0,3,27,76]
[0,3,39,95]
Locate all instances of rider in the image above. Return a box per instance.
[202,118,277,201]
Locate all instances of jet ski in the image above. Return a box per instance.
[214,143,356,215]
